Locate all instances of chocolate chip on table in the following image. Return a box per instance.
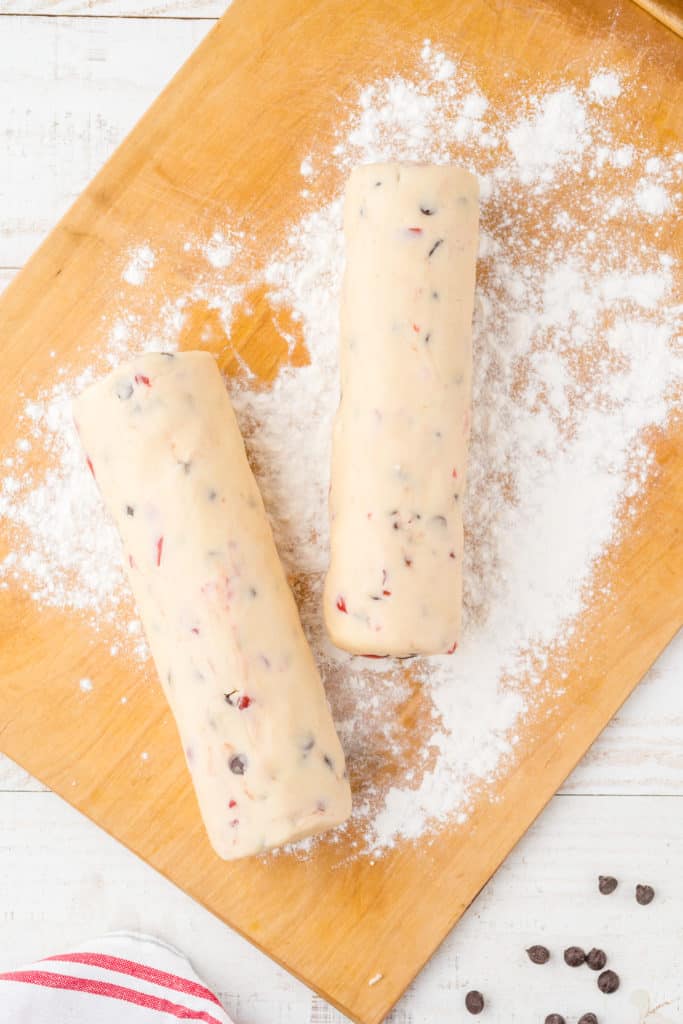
[578,1014,598,1024]
[636,883,655,905]
[544,1015,566,1024]
[465,990,484,1014]
[526,945,550,964]
[586,948,607,971]
[598,875,618,895]
[597,969,620,994]
[564,946,586,967]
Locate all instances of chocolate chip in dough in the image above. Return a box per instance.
[465,990,484,1015]
[229,754,247,775]
[586,948,607,971]
[597,969,620,994]
[598,875,618,894]
[636,883,655,905]
[526,945,550,964]
[564,946,586,967]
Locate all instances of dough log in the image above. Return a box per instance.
[75,351,351,859]
[324,163,479,656]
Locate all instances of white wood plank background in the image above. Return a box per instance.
[2,1,227,15]
[0,5,681,1022]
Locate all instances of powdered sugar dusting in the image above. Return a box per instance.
[0,45,680,856]
[588,71,622,102]
[635,180,670,216]
[506,88,589,184]
[122,244,156,286]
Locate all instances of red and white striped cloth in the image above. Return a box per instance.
[0,932,234,1023]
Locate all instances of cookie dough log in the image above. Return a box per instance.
[74,351,351,859]
[324,164,479,656]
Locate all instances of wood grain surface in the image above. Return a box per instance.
[632,0,683,36]
[0,2,681,1023]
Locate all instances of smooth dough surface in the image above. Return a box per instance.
[75,351,351,859]
[324,163,479,656]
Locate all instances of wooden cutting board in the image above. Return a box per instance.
[0,1,681,1021]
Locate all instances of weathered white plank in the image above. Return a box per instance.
[0,755,46,791]
[0,269,18,295]
[562,629,683,794]
[0,15,212,265]
[2,2,228,15]
[0,791,679,1023]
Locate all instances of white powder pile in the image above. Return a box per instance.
[201,230,239,269]
[587,70,622,102]
[0,44,680,855]
[635,180,669,216]
[122,243,156,286]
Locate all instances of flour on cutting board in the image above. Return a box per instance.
[0,43,680,855]
[122,243,156,286]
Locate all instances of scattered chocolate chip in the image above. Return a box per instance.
[229,754,247,775]
[248,586,258,598]
[427,237,444,258]
[224,690,238,705]
[544,1015,565,1024]
[564,946,586,967]
[598,875,617,895]
[526,945,550,964]
[636,884,655,905]
[420,205,436,215]
[586,948,607,971]
[323,753,334,770]
[125,505,135,517]
[465,990,484,1015]
[578,1014,598,1024]
[597,970,619,994]
[208,489,218,501]
[301,735,315,753]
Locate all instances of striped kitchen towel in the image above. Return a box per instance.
[0,931,234,1023]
